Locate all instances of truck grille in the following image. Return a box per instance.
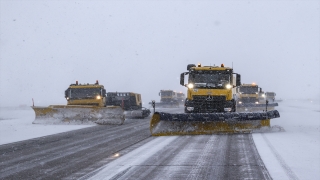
[192,95,226,112]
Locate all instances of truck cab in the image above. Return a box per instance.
[177,92,186,104]
[64,80,106,106]
[265,92,276,102]
[105,92,142,110]
[180,63,241,113]
[159,90,179,104]
[236,84,262,105]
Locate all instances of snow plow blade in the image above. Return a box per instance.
[237,103,278,112]
[32,105,125,125]
[237,103,278,108]
[150,110,280,136]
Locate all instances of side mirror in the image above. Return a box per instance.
[180,73,185,86]
[187,64,196,70]
[102,89,106,96]
[236,74,241,86]
[64,89,68,98]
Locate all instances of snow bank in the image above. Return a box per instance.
[0,107,94,145]
[253,99,320,180]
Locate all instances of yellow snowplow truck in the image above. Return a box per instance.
[236,84,278,112]
[150,63,280,136]
[177,92,186,105]
[258,88,266,103]
[106,92,151,119]
[151,90,179,108]
[265,92,276,102]
[32,81,125,125]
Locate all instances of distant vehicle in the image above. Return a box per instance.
[265,92,276,102]
[236,84,278,112]
[177,92,186,104]
[149,90,179,108]
[236,83,261,105]
[32,81,125,125]
[106,92,151,118]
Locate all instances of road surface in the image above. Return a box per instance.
[0,107,272,180]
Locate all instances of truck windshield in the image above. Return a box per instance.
[188,71,231,89]
[266,93,275,96]
[68,88,101,99]
[239,87,258,94]
[161,91,172,96]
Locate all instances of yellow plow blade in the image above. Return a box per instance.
[32,105,125,125]
[150,111,280,136]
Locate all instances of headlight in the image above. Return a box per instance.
[226,84,232,89]
[239,101,242,104]
[96,95,101,99]
[187,84,194,88]
[255,101,259,104]
[66,97,69,100]
[262,94,265,97]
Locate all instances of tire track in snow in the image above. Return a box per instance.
[261,133,300,180]
[88,136,178,180]
[186,135,217,180]
[249,134,272,180]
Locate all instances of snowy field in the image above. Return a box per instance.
[253,99,320,180]
[0,100,319,179]
[0,106,93,145]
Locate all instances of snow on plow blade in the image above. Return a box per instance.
[237,103,278,112]
[32,105,125,125]
[150,110,280,136]
[237,103,278,108]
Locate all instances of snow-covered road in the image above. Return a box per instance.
[87,100,319,180]
[88,134,271,180]
[0,99,319,179]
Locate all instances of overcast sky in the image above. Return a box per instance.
[1,0,319,107]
